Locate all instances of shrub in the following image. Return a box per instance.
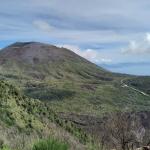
[0,145,11,150]
[32,138,69,150]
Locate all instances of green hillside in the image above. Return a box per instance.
[0,80,92,150]
[0,42,150,149]
[125,76,150,94]
[0,42,150,116]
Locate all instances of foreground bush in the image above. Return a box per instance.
[32,138,69,150]
[0,145,11,150]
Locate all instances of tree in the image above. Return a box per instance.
[104,112,138,150]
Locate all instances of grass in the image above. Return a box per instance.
[32,138,69,150]
[2,70,150,116]
[1,72,150,149]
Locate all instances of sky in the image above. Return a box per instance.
[0,0,150,75]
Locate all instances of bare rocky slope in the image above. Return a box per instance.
[0,42,112,81]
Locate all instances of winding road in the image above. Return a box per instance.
[121,79,150,97]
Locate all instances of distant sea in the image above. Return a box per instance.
[101,63,150,76]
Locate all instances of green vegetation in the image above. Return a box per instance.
[0,80,95,150]
[0,42,150,149]
[32,138,69,150]
[0,146,11,150]
[1,42,148,115]
[125,76,150,94]
[19,74,150,115]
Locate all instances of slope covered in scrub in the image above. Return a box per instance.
[0,80,91,150]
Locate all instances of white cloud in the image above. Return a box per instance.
[32,20,138,44]
[146,33,150,42]
[101,58,112,63]
[33,20,54,32]
[122,33,150,54]
[57,44,112,63]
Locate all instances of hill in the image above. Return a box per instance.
[0,42,112,81]
[0,42,150,116]
[1,42,150,149]
[0,80,92,150]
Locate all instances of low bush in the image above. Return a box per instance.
[32,138,69,150]
[0,145,11,150]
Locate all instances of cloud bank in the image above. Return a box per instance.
[57,44,112,63]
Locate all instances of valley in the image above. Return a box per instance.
[0,42,150,150]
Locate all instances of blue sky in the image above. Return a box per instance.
[0,0,150,75]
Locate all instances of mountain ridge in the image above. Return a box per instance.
[0,42,112,81]
[0,42,150,116]
[1,42,150,149]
